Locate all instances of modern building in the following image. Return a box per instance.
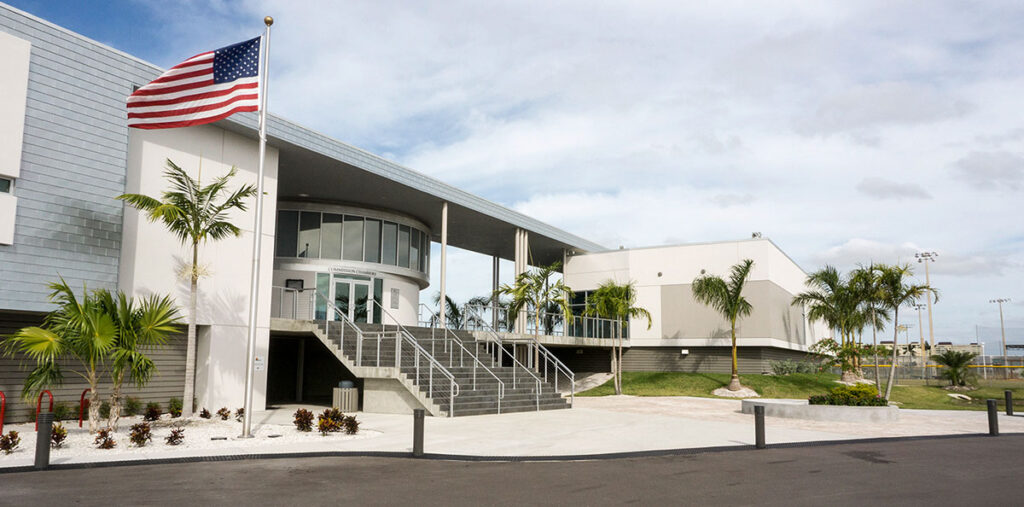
[0,3,825,422]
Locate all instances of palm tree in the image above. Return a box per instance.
[850,264,890,387]
[432,293,465,329]
[3,279,117,433]
[692,259,755,392]
[496,262,572,366]
[585,281,652,395]
[877,263,938,399]
[931,350,977,387]
[98,290,182,430]
[117,159,256,417]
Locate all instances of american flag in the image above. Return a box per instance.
[127,37,261,129]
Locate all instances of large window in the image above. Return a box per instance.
[276,209,429,275]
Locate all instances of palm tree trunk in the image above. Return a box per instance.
[182,242,199,418]
[728,319,741,391]
[872,308,880,388]
[616,319,624,395]
[108,370,125,431]
[87,371,101,433]
[884,310,899,400]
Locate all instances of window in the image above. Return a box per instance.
[320,213,343,259]
[342,216,364,261]
[275,211,298,257]
[409,229,420,271]
[398,225,410,268]
[0,177,11,193]
[364,219,381,263]
[381,221,398,265]
[297,212,321,258]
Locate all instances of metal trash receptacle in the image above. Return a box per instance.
[332,387,358,412]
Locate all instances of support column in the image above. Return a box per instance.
[295,338,305,402]
[492,255,500,330]
[439,202,448,329]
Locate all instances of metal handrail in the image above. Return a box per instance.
[296,288,460,417]
[455,308,544,410]
[463,303,621,339]
[364,298,461,416]
[417,303,508,412]
[464,304,575,407]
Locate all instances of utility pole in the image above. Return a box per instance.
[915,252,938,362]
[990,298,1011,379]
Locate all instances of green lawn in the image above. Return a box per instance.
[578,372,1024,411]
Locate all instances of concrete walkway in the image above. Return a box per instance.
[2,396,1020,469]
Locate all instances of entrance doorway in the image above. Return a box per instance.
[315,273,383,324]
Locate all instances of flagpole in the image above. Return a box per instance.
[241,15,273,439]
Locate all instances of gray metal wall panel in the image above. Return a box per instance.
[620,346,810,374]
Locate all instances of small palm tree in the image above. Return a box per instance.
[496,262,572,367]
[877,263,938,399]
[118,159,256,417]
[692,259,755,392]
[3,279,117,433]
[98,290,182,430]
[931,350,977,387]
[850,264,891,387]
[432,293,465,329]
[585,281,651,395]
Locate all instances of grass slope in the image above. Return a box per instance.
[579,372,1024,411]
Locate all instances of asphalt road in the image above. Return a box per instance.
[3,435,1022,506]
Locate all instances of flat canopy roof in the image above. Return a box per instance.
[218,114,606,266]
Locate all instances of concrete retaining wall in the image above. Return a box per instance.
[741,398,900,422]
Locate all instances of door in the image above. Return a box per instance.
[331,278,373,323]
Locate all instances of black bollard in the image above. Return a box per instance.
[1005,390,1014,416]
[754,405,766,449]
[413,408,425,457]
[987,399,999,436]
[35,412,53,470]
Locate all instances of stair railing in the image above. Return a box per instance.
[365,298,463,416]
[455,307,543,411]
[465,304,575,407]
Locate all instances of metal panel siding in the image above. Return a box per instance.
[620,347,810,374]
[549,346,613,373]
[0,6,160,311]
[0,311,188,423]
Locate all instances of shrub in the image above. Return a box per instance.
[342,415,359,435]
[317,408,345,435]
[216,407,231,421]
[235,408,245,422]
[932,350,978,387]
[52,402,75,421]
[809,383,888,406]
[169,398,183,418]
[293,408,314,432]
[99,401,112,419]
[199,408,212,419]
[129,422,153,447]
[94,428,116,449]
[144,402,163,422]
[769,359,819,376]
[0,431,21,454]
[124,397,142,417]
[166,426,185,446]
[51,423,68,449]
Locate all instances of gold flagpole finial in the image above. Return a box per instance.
[264,16,274,26]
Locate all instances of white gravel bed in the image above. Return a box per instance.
[0,413,379,464]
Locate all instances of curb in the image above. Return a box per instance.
[2,431,1021,474]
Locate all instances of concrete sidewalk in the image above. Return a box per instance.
[2,396,1019,469]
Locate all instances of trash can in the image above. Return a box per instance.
[333,386,358,412]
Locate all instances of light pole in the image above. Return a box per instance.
[913,303,927,379]
[897,323,912,379]
[990,298,1010,379]
[915,252,938,362]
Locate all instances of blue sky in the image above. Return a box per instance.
[8,0,1024,348]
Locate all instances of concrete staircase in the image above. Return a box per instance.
[325,322,570,416]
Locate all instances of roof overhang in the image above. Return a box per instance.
[217,114,607,266]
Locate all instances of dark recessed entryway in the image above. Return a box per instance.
[267,334,360,407]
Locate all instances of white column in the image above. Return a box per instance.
[439,201,448,329]
[492,255,500,329]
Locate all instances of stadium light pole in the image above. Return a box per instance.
[915,252,938,364]
[913,303,927,379]
[990,298,1010,379]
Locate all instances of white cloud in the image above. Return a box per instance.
[131,0,1024,342]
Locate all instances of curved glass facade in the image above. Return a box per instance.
[275,208,430,275]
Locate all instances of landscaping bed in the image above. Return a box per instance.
[740,399,900,422]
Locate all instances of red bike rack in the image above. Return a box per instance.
[1,391,6,435]
[79,388,91,428]
[35,390,53,432]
